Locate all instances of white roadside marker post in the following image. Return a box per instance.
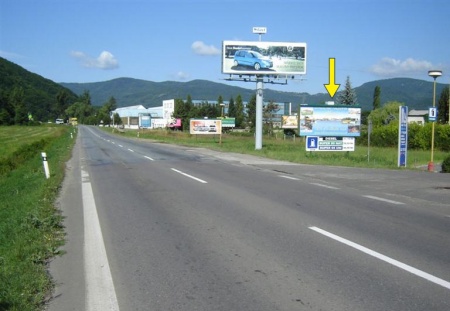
[41,152,50,179]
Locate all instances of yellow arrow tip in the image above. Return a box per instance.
[324,83,340,97]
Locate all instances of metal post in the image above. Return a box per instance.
[427,70,442,172]
[255,76,263,150]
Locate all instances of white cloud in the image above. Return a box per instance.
[191,41,220,56]
[174,71,190,80]
[370,57,433,76]
[70,50,119,69]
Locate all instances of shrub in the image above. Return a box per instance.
[441,154,450,173]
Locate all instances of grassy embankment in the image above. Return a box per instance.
[112,127,448,170]
[0,125,76,311]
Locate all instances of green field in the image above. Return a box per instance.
[0,125,76,311]
[113,128,448,170]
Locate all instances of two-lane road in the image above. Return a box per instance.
[48,125,450,311]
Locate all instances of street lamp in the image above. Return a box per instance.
[428,70,442,172]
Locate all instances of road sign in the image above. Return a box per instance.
[306,136,319,150]
[306,136,355,151]
[429,107,437,122]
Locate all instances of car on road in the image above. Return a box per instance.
[233,50,273,70]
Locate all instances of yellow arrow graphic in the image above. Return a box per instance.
[324,58,340,97]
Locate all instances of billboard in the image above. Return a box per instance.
[299,106,361,137]
[221,117,235,128]
[222,41,307,75]
[190,119,222,135]
[282,115,298,129]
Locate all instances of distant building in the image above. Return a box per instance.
[408,109,428,125]
[111,99,292,129]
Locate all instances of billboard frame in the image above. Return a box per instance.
[299,105,361,137]
[222,40,307,76]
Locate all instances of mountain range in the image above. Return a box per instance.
[1,57,447,122]
[61,77,447,112]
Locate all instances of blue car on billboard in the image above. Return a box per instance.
[233,50,273,70]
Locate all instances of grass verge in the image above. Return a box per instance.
[112,128,448,170]
[0,125,76,311]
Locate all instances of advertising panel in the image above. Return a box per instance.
[282,115,298,129]
[299,106,361,137]
[222,41,307,75]
[221,118,235,128]
[306,136,355,151]
[190,119,222,135]
[398,106,408,167]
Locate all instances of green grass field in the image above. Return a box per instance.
[114,128,448,170]
[0,125,76,311]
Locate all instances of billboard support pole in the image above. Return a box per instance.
[255,76,263,150]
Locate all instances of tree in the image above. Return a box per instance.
[246,94,256,130]
[437,86,449,124]
[263,100,280,133]
[337,76,357,105]
[54,90,71,118]
[10,87,28,125]
[65,91,94,124]
[234,95,245,128]
[367,101,402,128]
[373,86,381,110]
[227,96,236,118]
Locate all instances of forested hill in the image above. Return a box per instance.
[1,55,446,124]
[62,77,446,111]
[0,57,78,123]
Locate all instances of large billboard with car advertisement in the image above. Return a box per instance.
[299,106,361,137]
[222,41,307,76]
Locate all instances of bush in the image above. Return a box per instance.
[441,154,450,173]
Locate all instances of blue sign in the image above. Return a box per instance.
[398,106,408,167]
[306,136,318,150]
[429,107,437,122]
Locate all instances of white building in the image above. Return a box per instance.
[111,104,165,129]
[408,109,428,125]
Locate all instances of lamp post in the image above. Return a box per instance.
[428,70,442,172]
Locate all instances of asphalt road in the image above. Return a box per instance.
[47,125,450,311]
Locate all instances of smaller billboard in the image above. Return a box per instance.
[168,118,182,128]
[222,40,307,76]
[282,115,298,129]
[221,118,235,128]
[190,119,222,135]
[299,106,361,137]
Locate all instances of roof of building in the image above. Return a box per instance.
[408,109,428,116]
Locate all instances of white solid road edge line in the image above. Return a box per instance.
[82,169,120,311]
[309,226,450,290]
[171,168,208,183]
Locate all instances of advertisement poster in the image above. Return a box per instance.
[282,115,298,129]
[299,106,361,137]
[190,119,222,135]
[222,40,306,75]
[398,106,408,167]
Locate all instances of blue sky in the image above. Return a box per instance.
[1,0,449,96]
